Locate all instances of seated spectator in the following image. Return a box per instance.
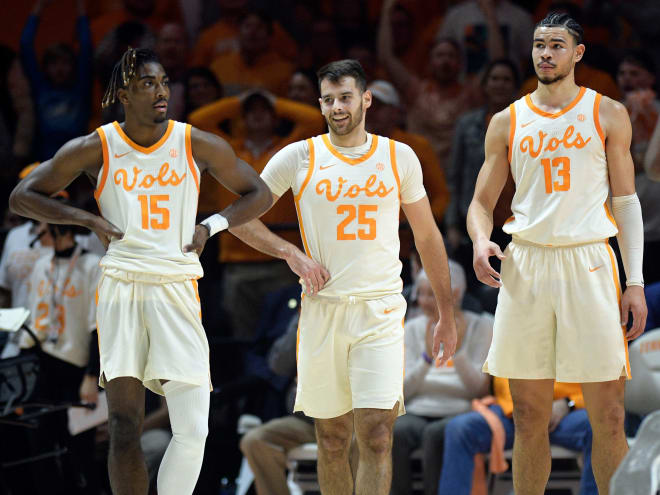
[18,211,102,494]
[209,11,294,97]
[378,0,477,172]
[154,23,188,121]
[616,50,660,285]
[438,378,597,495]
[365,80,449,222]
[392,262,492,495]
[191,0,298,67]
[435,0,533,76]
[286,69,319,108]
[20,0,92,160]
[445,59,519,255]
[189,91,323,339]
[183,67,224,121]
[239,311,316,495]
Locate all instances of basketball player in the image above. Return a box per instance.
[467,12,647,495]
[9,48,272,495]
[226,59,457,495]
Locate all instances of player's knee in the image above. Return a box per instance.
[109,412,142,450]
[591,401,625,435]
[316,428,351,456]
[363,424,393,457]
[239,428,263,456]
[512,401,549,435]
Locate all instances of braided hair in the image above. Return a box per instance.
[536,12,584,45]
[102,47,161,108]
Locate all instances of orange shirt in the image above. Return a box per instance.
[494,377,585,417]
[191,19,298,67]
[391,128,449,221]
[520,64,621,101]
[209,50,294,97]
[90,5,181,47]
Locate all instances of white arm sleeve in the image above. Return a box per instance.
[611,193,644,287]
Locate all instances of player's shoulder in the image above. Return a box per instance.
[596,93,627,117]
[488,106,512,137]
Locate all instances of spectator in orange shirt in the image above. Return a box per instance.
[209,11,294,97]
[378,0,477,173]
[188,90,324,339]
[191,0,298,67]
[365,80,449,223]
[438,378,597,495]
[154,23,188,121]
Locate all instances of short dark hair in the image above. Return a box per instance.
[481,58,521,88]
[316,59,367,93]
[535,11,584,45]
[620,49,656,75]
[238,10,274,36]
[102,47,161,108]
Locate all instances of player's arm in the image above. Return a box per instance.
[601,97,647,339]
[9,133,123,247]
[403,197,457,366]
[466,108,511,288]
[184,127,272,255]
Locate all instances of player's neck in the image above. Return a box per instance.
[533,75,581,110]
[328,126,368,148]
[121,115,170,148]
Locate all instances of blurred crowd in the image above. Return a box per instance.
[1,0,660,494]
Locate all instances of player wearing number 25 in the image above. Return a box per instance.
[467,12,647,495]
[9,48,271,495]
[230,59,457,495]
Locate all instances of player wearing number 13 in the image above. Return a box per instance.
[9,48,272,495]
[467,12,647,495]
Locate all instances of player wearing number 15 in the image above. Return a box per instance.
[230,59,457,495]
[9,48,272,495]
[467,12,647,495]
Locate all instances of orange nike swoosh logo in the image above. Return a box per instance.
[521,120,536,128]
[589,265,603,272]
[114,151,131,158]
[319,164,335,170]
[384,307,397,314]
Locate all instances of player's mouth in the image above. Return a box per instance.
[538,63,555,71]
[154,100,168,112]
[332,115,349,123]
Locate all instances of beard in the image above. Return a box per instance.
[154,113,168,123]
[326,102,364,136]
[536,65,571,86]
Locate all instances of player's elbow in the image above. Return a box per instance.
[254,178,273,216]
[8,182,29,216]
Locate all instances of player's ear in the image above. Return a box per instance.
[117,87,130,106]
[363,89,372,110]
[574,43,585,63]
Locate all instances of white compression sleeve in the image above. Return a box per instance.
[157,381,210,495]
[611,194,644,287]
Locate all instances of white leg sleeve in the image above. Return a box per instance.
[157,381,210,495]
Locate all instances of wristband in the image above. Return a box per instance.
[422,351,433,365]
[564,398,576,412]
[200,213,229,237]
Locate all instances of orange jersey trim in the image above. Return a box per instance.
[605,241,631,378]
[604,201,617,228]
[524,87,586,119]
[389,139,401,199]
[504,215,515,224]
[296,293,304,365]
[593,93,605,148]
[112,120,174,154]
[508,103,516,163]
[321,133,378,165]
[191,279,202,319]
[94,127,110,201]
[185,124,200,193]
[294,138,316,256]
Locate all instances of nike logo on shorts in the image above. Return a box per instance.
[589,265,603,272]
[384,307,397,314]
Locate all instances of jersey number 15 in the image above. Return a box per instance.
[138,194,170,230]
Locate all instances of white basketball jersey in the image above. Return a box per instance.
[295,134,404,298]
[94,120,202,279]
[504,87,618,245]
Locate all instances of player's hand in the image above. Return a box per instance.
[90,216,123,249]
[183,224,210,256]
[621,285,647,341]
[472,238,505,288]
[285,247,330,296]
[548,399,569,432]
[79,374,99,405]
[432,311,457,367]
